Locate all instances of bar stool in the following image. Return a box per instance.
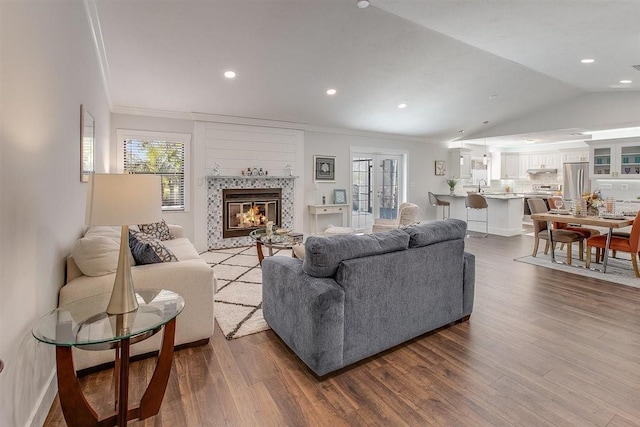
[465,193,488,237]
[428,192,450,220]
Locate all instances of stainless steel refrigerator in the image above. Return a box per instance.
[563,162,590,201]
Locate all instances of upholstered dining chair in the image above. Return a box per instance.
[371,202,419,233]
[428,192,450,220]
[528,198,585,265]
[548,196,601,254]
[585,210,640,277]
[465,193,488,237]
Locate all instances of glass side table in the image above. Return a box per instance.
[33,289,184,427]
[249,227,303,265]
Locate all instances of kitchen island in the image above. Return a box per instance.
[436,193,524,237]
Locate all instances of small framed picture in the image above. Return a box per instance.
[314,155,336,182]
[435,160,446,176]
[333,189,347,205]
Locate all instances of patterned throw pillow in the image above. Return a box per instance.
[128,231,178,265]
[138,219,174,241]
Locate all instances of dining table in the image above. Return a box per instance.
[530,212,635,273]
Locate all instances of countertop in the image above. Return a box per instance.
[436,193,524,200]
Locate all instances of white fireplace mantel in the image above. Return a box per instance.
[207,175,299,179]
[206,176,298,249]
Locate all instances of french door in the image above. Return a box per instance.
[352,152,405,231]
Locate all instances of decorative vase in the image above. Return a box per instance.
[449,188,455,195]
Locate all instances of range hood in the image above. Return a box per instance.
[526,168,558,175]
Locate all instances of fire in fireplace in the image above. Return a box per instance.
[222,188,282,238]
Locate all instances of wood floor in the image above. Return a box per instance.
[44,233,640,426]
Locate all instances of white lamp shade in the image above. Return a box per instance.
[86,174,162,226]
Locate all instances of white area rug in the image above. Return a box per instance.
[201,246,291,339]
[515,251,640,289]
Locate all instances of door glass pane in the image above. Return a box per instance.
[378,158,399,219]
[352,157,373,230]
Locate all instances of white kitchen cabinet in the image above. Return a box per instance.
[588,137,640,178]
[519,154,530,177]
[501,153,520,179]
[448,149,472,178]
[528,152,561,169]
[562,150,589,163]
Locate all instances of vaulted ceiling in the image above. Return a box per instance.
[94,0,640,144]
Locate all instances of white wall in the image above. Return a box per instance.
[303,131,449,231]
[111,113,451,240]
[0,1,111,426]
[110,113,195,237]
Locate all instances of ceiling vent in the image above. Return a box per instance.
[633,65,640,72]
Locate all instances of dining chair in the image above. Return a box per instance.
[428,192,450,220]
[585,210,640,277]
[465,193,488,237]
[548,196,601,254]
[528,198,585,265]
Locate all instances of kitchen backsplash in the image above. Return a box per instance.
[593,179,640,202]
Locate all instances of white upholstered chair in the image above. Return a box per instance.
[371,203,419,233]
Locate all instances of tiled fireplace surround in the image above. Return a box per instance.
[207,176,296,249]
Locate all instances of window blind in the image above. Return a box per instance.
[123,139,185,211]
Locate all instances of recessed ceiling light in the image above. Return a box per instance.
[224,71,236,79]
[580,59,595,64]
[356,0,370,8]
[489,95,498,100]
[620,80,632,84]
[326,89,337,95]
[525,140,536,144]
[398,103,407,109]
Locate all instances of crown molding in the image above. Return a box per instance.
[190,112,308,129]
[304,124,430,144]
[111,106,432,143]
[83,0,112,109]
[111,106,194,121]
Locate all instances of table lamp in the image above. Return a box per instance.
[85,174,162,314]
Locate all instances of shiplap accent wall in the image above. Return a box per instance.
[204,124,301,177]
[193,121,304,251]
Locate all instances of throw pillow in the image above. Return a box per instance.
[129,231,178,265]
[72,235,120,277]
[138,219,173,241]
[291,243,306,261]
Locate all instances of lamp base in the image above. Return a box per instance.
[106,225,139,315]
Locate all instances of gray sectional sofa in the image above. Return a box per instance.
[262,219,475,376]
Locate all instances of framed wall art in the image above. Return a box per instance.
[434,160,446,176]
[314,155,335,182]
[80,104,95,182]
[333,189,347,204]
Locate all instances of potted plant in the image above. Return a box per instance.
[446,177,458,195]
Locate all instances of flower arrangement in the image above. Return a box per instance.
[445,177,458,193]
[582,191,604,212]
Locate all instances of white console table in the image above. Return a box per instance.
[309,204,350,235]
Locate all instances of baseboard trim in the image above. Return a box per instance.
[27,368,57,427]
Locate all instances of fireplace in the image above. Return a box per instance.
[222,188,282,238]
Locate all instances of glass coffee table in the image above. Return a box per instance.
[32,289,184,427]
[249,227,303,265]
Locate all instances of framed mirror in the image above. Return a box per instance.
[80,104,95,182]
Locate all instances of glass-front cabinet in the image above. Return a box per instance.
[588,137,640,179]
[592,146,612,177]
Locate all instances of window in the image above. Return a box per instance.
[117,130,191,212]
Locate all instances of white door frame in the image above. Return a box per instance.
[350,146,408,229]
